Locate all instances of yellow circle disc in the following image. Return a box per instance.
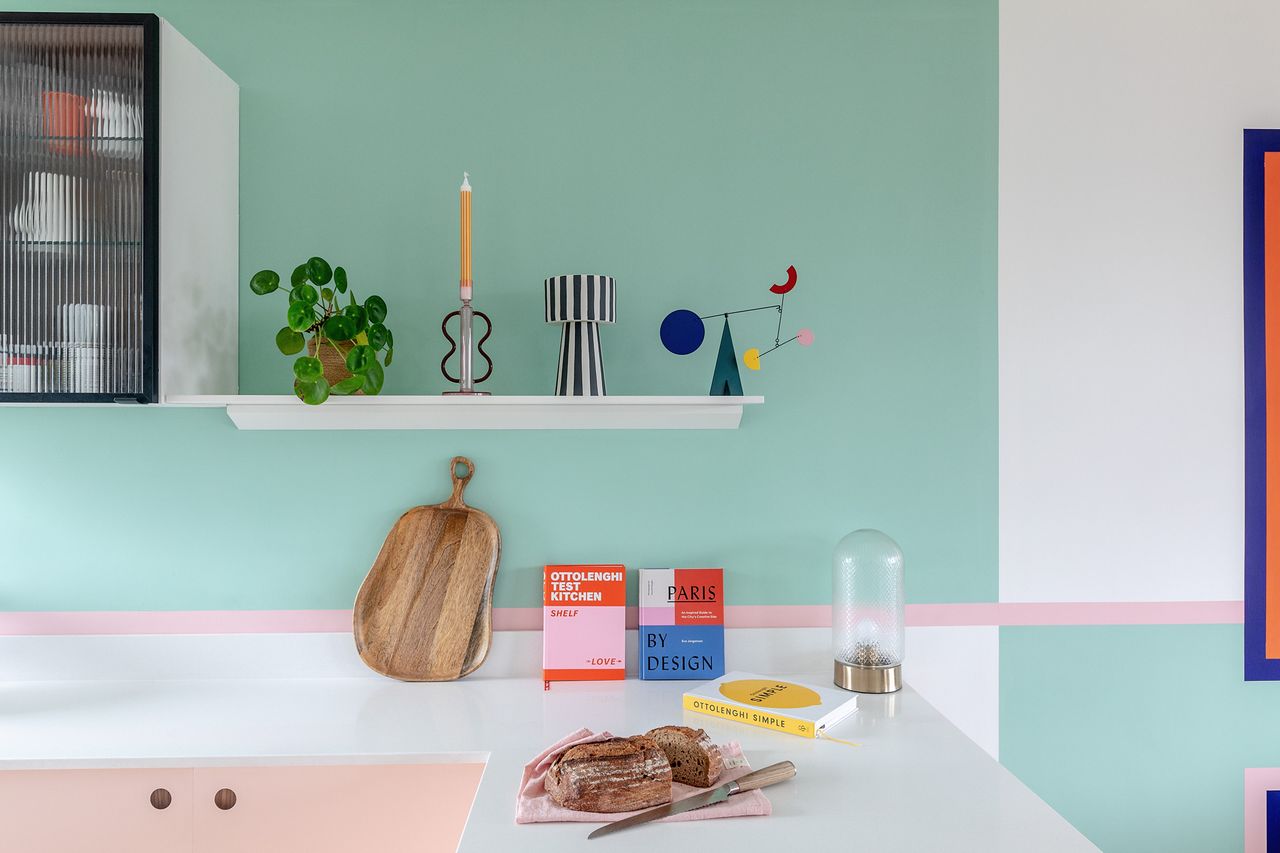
[743,347,761,371]
[718,678,822,709]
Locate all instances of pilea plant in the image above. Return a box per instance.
[249,257,394,405]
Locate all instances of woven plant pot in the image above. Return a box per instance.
[307,337,363,393]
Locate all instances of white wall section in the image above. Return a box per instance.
[998,0,1280,602]
[905,626,999,758]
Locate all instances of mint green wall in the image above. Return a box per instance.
[5,5,1274,851]
[1001,625,1280,852]
[0,0,997,610]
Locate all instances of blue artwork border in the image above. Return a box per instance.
[1268,789,1280,851]
[1244,130,1280,680]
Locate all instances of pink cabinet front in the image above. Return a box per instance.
[192,763,485,853]
[0,767,195,853]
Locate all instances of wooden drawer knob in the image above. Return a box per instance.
[150,788,172,810]
[214,788,237,810]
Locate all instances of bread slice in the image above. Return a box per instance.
[545,736,672,812]
[644,726,723,788]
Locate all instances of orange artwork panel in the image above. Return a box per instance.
[1265,151,1280,660]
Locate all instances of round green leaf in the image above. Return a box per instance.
[361,359,385,395]
[293,355,324,382]
[307,256,333,285]
[287,301,315,332]
[345,343,375,374]
[275,327,305,355]
[383,347,393,367]
[291,283,319,306]
[250,269,280,295]
[342,304,368,333]
[334,266,348,294]
[323,314,357,341]
[364,295,388,325]
[321,287,334,303]
[295,377,330,405]
[332,375,364,395]
[367,323,389,350]
[290,263,309,287]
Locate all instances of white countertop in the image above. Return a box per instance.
[0,645,1097,852]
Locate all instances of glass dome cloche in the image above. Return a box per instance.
[832,529,904,693]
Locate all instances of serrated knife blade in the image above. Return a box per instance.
[586,760,795,840]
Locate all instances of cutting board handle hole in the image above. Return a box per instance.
[447,456,474,506]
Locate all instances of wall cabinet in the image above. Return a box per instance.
[0,13,237,403]
[0,762,485,852]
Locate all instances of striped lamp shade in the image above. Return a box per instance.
[544,275,616,396]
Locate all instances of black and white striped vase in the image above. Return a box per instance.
[544,274,616,396]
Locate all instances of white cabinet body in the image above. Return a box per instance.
[157,18,238,400]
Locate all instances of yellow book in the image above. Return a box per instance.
[683,672,858,739]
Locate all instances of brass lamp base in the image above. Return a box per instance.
[834,660,902,693]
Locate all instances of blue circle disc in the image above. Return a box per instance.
[660,309,705,355]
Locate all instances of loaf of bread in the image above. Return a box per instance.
[644,726,723,788]
[545,736,672,812]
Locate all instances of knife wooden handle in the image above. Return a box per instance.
[731,761,796,793]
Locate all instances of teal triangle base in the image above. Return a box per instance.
[709,318,743,396]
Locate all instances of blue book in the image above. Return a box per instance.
[638,568,725,680]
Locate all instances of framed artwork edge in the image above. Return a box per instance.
[1243,129,1280,680]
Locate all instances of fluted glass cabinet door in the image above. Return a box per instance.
[0,14,157,402]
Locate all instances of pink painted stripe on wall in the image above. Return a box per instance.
[1244,768,1280,853]
[0,601,1246,636]
[962,600,1244,626]
[0,610,355,635]
[730,601,1245,627]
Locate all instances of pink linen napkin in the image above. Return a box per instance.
[516,728,771,824]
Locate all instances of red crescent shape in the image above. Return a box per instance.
[770,264,797,295]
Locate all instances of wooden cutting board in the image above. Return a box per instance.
[353,456,501,681]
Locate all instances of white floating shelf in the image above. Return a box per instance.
[165,395,764,430]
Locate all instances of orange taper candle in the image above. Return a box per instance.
[460,172,472,300]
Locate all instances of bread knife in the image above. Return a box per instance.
[586,760,796,840]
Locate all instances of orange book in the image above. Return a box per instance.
[542,564,626,681]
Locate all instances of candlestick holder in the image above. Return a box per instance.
[440,298,493,395]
